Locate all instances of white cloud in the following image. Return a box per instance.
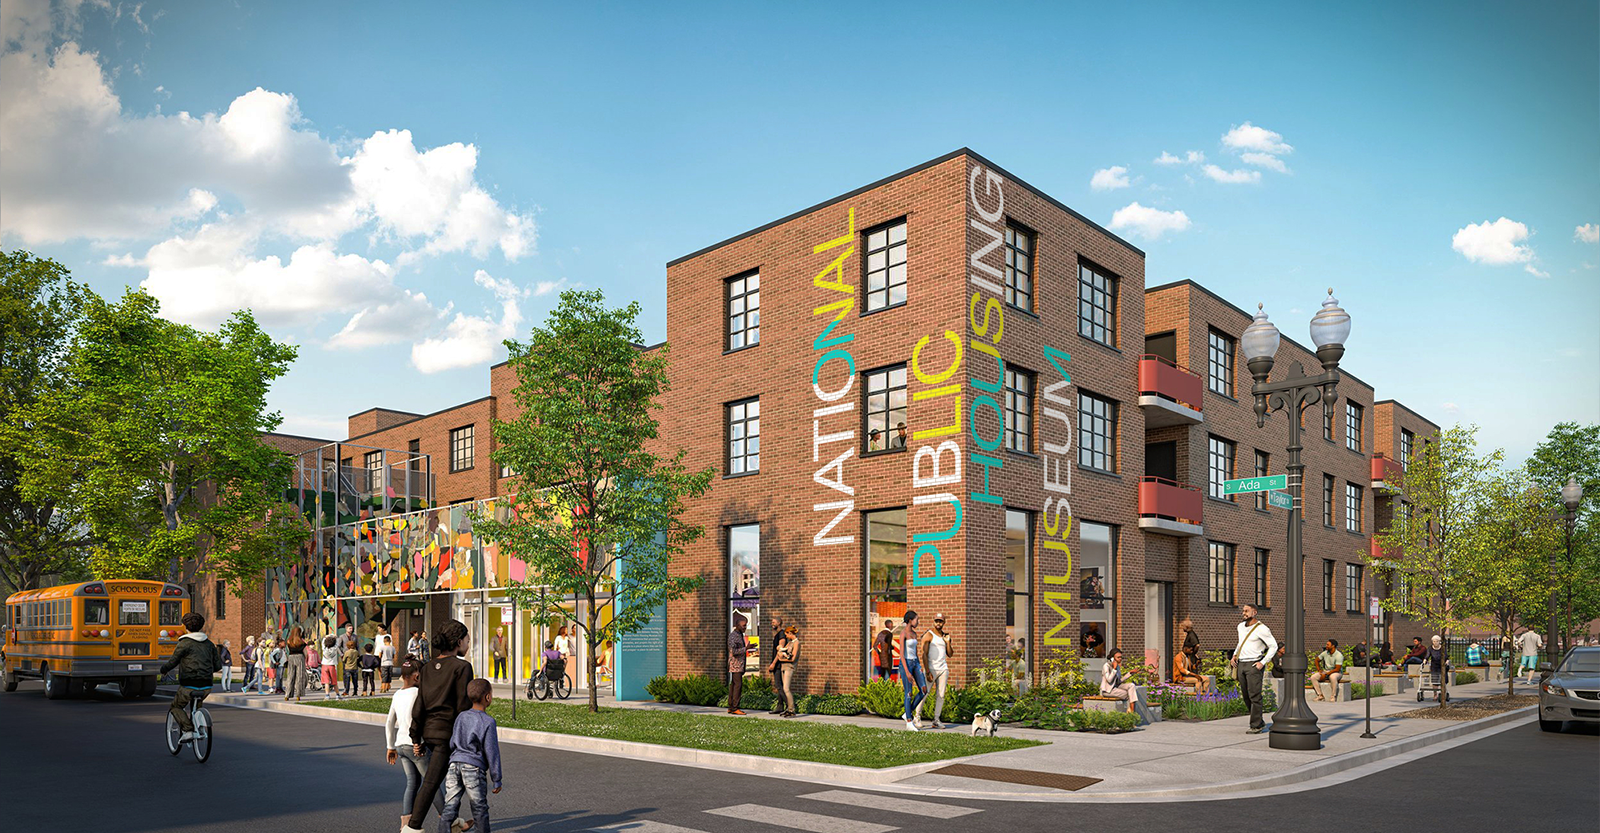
[1108,202,1191,241]
[1154,150,1204,165]
[1451,217,1536,266]
[1240,152,1288,173]
[533,278,567,296]
[1576,223,1599,244]
[1202,165,1261,184]
[326,291,443,350]
[1090,166,1131,191]
[1223,122,1293,156]
[411,270,528,374]
[1524,264,1549,278]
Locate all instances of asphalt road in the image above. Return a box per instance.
[2,680,1595,833]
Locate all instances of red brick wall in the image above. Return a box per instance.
[347,408,423,437]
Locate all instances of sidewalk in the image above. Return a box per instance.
[203,674,1540,801]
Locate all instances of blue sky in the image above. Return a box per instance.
[3,1,1596,462]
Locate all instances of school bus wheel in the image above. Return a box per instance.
[2,669,15,692]
[42,664,69,700]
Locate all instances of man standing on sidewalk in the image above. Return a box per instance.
[491,627,508,682]
[727,614,748,715]
[1231,603,1277,734]
[1517,629,1544,684]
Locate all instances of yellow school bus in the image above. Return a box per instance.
[3,580,191,700]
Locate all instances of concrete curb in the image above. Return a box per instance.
[191,690,1534,802]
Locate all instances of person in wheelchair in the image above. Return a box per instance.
[541,641,565,680]
[160,612,220,743]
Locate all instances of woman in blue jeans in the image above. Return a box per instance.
[899,610,927,731]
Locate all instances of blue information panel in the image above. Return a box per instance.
[616,602,667,701]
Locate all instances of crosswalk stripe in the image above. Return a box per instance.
[798,790,982,819]
[705,803,897,833]
[584,821,712,833]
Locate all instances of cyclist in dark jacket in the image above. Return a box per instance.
[159,612,220,742]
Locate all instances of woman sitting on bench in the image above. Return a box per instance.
[1172,643,1213,693]
[1099,649,1139,714]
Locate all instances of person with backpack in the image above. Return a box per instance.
[283,627,308,700]
[360,642,381,695]
[402,619,475,833]
[158,612,221,744]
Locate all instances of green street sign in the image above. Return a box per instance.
[1223,474,1288,494]
[1267,489,1294,510]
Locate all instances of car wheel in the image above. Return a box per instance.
[1539,718,1564,733]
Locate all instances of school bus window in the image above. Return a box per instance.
[119,600,150,626]
[159,600,183,626]
[84,599,110,626]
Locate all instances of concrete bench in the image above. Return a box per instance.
[1082,696,1127,713]
[1271,677,1353,702]
[1310,678,1353,702]
[1374,672,1409,693]
[1170,674,1218,695]
[1084,685,1159,724]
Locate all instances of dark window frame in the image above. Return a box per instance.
[862,218,908,314]
[449,425,475,473]
[1346,482,1364,532]
[1254,450,1271,510]
[1346,563,1363,613]
[1207,328,1235,397]
[1003,221,1036,312]
[1346,402,1364,452]
[1254,548,1270,608]
[1004,367,1036,454]
[1207,435,1235,500]
[1322,559,1336,612]
[1400,429,1415,472]
[863,364,909,455]
[1323,474,1336,527]
[1208,541,1235,604]
[215,580,226,620]
[1077,259,1119,348]
[726,397,761,476]
[726,271,761,351]
[1078,390,1118,472]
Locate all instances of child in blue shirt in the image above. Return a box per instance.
[439,677,502,833]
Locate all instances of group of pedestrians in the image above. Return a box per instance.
[232,624,406,700]
[387,619,503,833]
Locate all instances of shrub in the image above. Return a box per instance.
[855,678,908,718]
[1120,655,1160,687]
[742,674,774,696]
[1350,682,1385,699]
[646,675,683,704]
[1453,671,1478,685]
[1004,686,1066,725]
[716,691,777,710]
[1200,650,1237,692]
[678,673,727,707]
[796,694,864,716]
[1068,708,1140,733]
[1038,646,1086,690]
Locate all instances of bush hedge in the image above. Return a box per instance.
[1453,670,1478,685]
[646,673,727,707]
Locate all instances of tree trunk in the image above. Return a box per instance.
[586,592,600,713]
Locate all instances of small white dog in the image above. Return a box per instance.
[970,709,1002,737]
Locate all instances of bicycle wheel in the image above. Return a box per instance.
[165,710,183,756]
[554,676,570,700]
[192,708,212,763]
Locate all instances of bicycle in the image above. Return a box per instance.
[165,691,214,763]
[525,660,570,701]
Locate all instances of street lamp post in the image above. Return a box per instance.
[1551,476,1584,664]
[1242,289,1351,752]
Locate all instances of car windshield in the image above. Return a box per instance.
[1559,652,1600,674]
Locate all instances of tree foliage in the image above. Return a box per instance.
[1524,422,1599,650]
[473,289,713,712]
[1459,469,1558,694]
[7,289,308,599]
[0,251,92,593]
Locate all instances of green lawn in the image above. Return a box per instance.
[322,698,1042,769]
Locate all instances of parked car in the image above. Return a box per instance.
[1538,646,1600,733]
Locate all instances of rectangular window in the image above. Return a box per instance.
[1079,522,1117,661]
[1078,261,1118,347]
[1207,328,1235,396]
[499,462,514,479]
[215,580,226,620]
[728,523,760,673]
[726,398,761,475]
[449,425,474,473]
[1400,429,1414,472]
[1346,563,1362,613]
[1004,368,1035,454]
[864,365,908,454]
[1079,391,1118,472]
[119,600,150,626]
[1208,541,1235,604]
[1004,222,1035,311]
[364,450,383,477]
[1323,474,1336,526]
[727,272,760,350]
[83,599,109,627]
[1323,559,1336,612]
[1254,548,1270,608]
[863,219,908,312]
[408,439,421,471]
[865,508,908,677]
[1346,483,1364,532]
[1346,402,1364,452]
[1207,436,1235,499]
[1254,450,1271,510]
[1005,509,1032,682]
[1323,406,1335,442]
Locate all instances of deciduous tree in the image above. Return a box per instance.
[1524,422,1599,652]
[474,289,713,712]
[1460,469,1557,695]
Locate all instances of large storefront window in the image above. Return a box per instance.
[1079,522,1118,673]
[1005,509,1032,685]
[865,509,907,679]
[728,523,761,673]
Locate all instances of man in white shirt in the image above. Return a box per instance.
[1517,629,1544,684]
[919,614,953,729]
[1231,603,1278,734]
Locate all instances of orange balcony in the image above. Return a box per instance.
[1138,476,1204,537]
[1370,535,1388,560]
[1138,355,1204,428]
[1372,453,1402,491]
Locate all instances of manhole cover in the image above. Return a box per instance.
[928,764,1102,791]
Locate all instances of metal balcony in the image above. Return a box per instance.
[1371,453,1402,492]
[1138,476,1204,537]
[1138,355,1204,428]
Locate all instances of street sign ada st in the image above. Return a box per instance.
[1222,474,1288,494]
[1266,489,1293,510]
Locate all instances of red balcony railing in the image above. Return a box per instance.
[1370,535,1388,560]
[1371,453,1402,485]
[1138,476,1203,526]
[1138,355,1203,412]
